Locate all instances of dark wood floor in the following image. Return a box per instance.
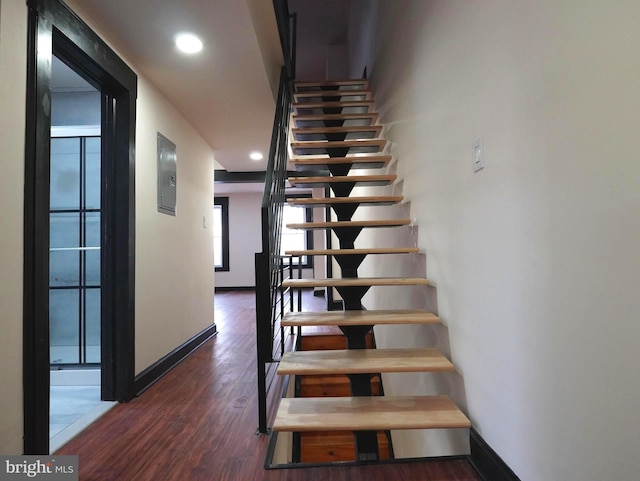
[56,290,481,481]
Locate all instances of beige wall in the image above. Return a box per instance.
[0,0,216,452]
[133,76,216,372]
[0,0,27,455]
[349,1,640,480]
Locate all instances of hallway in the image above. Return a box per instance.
[56,290,480,480]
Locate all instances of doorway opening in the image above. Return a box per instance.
[48,56,116,451]
[25,0,137,454]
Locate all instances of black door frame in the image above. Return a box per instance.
[24,0,137,454]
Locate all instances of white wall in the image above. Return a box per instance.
[348,1,640,480]
[289,0,352,81]
[214,192,263,288]
[0,0,27,455]
[326,45,348,79]
[214,192,319,288]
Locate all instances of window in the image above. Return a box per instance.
[281,196,313,268]
[214,197,229,271]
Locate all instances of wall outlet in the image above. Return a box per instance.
[473,137,485,172]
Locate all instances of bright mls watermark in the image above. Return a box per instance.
[0,456,77,480]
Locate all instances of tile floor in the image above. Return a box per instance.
[50,370,116,453]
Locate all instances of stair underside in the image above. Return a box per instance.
[285,247,418,256]
[286,219,411,230]
[291,139,386,155]
[293,113,379,128]
[293,101,375,115]
[294,79,369,90]
[282,277,429,289]
[289,155,391,170]
[273,395,471,432]
[282,310,440,327]
[287,196,402,207]
[292,126,382,141]
[288,174,396,188]
[278,348,453,375]
[294,90,373,102]
[300,333,374,351]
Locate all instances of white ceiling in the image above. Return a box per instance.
[62,0,353,184]
[65,0,284,172]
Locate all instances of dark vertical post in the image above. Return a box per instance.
[23,2,52,454]
[255,250,270,434]
[297,256,302,311]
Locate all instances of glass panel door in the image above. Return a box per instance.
[50,135,101,365]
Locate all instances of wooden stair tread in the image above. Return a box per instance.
[285,247,419,256]
[278,348,453,375]
[294,90,373,101]
[283,310,440,327]
[287,195,403,207]
[288,174,396,187]
[295,79,369,89]
[292,139,387,155]
[282,277,429,288]
[292,126,382,141]
[286,219,411,230]
[293,113,379,128]
[284,79,471,462]
[273,395,471,432]
[289,155,391,170]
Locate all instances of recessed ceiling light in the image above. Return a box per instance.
[175,33,203,54]
[250,152,263,161]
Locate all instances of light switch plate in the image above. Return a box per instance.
[473,137,485,172]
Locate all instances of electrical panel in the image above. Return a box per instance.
[157,133,177,215]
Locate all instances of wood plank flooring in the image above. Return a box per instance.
[56,290,480,481]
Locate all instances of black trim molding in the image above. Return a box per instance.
[214,197,230,271]
[135,324,218,396]
[214,170,305,183]
[215,286,255,292]
[469,428,521,481]
[215,170,265,183]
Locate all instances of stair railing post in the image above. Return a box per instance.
[254,62,293,434]
[297,255,302,312]
[254,248,270,434]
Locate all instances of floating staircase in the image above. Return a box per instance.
[271,79,470,465]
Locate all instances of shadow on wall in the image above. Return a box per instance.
[356,190,470,458]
